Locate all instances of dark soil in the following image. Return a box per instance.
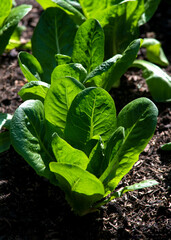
[0,1,171,239]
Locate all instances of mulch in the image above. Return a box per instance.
[0,1,170,239]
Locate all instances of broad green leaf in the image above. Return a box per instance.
[32,7,77,83]
[65,87,117,150]
[0,0,12,27]
[52,133,89,169]
[10,100,55,183]
[138,0,161,26]
[86,136,105,178]
[72,18,104,73]
[51,63,87,84]
[18,52,43,82]
[142,38,169,67]
[49,162,105,215]
[85,39,142,89]
[161,142,171,151]
[0,4,32,55]
[44,77,84,132]
[18,81,50,102]
[132,60,171,102]
[100,97,158,192]
[52,0,85,25]
[55,54,71,65]
[0,131,11,153]
[0,113,13,130]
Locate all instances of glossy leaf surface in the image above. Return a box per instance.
[65,87,117,150]
[32,7,77,83]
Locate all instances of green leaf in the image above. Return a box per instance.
[51,63,87,84]
[52,0,86,25]
[6,25,26,50]
[0,131,11,153]
[116,179,159,197]
[161,142,171,151]
[10,100,55,183]
[100,97,158,192]
[65,87,117,150]
[49,162,105,215]
[52,133,89,169]
[132,60,171,102]
[32,7,77,83]
[87,136,104,177]
[44,77,84,133]
[18,52,43,82]
[0,0,12,27]
[141,38,169,67]
[55,54,71,65]
[18,81,50,102]
[35,0,57,8]
[85,39,142,89]
[138,0,161,26]
[0,113,13,130]
[0,4,32,55]
[72,18,104,73]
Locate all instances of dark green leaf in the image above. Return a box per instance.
[161,142,171,151]
[100,98,158,192]
[32,7,77,83]
[65,87,117,150]
[0,113,13,130]
[0,131,11,153]
[10,100,55,183]
[72,18,104,73]
[18,52,43,82]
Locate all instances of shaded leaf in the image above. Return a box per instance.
[0,131,11,153]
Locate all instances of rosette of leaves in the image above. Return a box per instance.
[0,0,32,55]
[1,76,158,215]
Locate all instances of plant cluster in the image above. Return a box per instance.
[0,0,170,215]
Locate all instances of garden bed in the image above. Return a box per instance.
[0,1,170,239]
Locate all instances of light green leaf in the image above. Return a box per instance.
[132,60,171,102]
[32,7,77,83]
[0,113,13,130]
[55,54,71,65]
[0,131,11,153]
[51,63,87,84]
[0,4,32,55]
[10,100,55,183]
[65,87,117,150]
[142,38,169,67]
[100,97,158,192]
[18,81,50,102]
[44,77,84,132]
[138,0,161,26]
[161,142,171,151]
[72,18,104,73]
[49,162,105,215]
[52,0,85,25]
[35,0,57,8]
[18,52,43,82]
[116,179,159,197]
[6,25,26,50]
[52,133,89,169]
[0,0,12,27]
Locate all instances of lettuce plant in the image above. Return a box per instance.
[0,77,158,215]
[0,0,32,55]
